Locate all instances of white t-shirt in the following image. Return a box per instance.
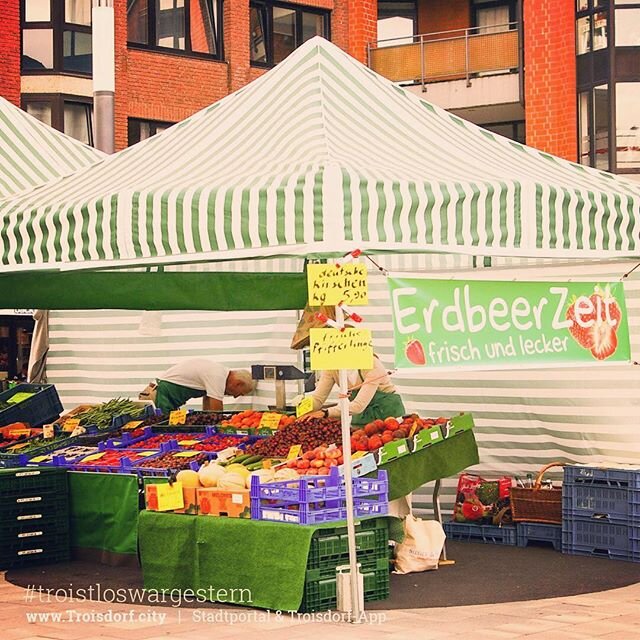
[159,358,229,401]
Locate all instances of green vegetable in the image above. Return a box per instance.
[241,455,263,466]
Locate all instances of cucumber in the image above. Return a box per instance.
[241,455,264,466]
[246,461,266,471]
[231,454,252,464]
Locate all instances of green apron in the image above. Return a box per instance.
[155,380,205,413]
[349,371,405,426]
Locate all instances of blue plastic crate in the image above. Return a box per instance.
[562,483,640,522]
[564,465,640,491]
[516,522,562,551]
[443,521,517,545]
[562,516,640,562]
[0,384,63,428]
[0,434,81,468]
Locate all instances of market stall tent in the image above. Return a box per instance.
[0,38,639,511]
[0,96,104,199]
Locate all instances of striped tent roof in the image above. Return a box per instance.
[2,37,640,273]
[0,96,104,199]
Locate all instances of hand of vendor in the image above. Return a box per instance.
[299,409,329,422]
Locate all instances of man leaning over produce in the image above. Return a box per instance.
[139,358,255,414]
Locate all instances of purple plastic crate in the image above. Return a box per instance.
[250,468,389,525]
[127,432,207,450]
[71,449,162,473]
[564,465,640,491]
[28,446,100,467]
[130,451,210,476]
[250,467,388,503]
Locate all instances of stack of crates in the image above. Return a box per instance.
[299,518,390,612]
[0,467,71,569]
[562,464,640,562]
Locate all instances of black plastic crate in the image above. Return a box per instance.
[516,522,562,551]
[0,511,70,543]
[307,518,389,570]
[0,384,62,428]
[299,557,390,613]
[0,493,69,522]
[0,467,69,499]
[444,521,517,545]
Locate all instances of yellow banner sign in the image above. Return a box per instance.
[307,263,368,306]
[154,482,185,511]
[169,409,187,425]
[309,328,374,370]
[287,445,302,460]
[259,412,282,429]
[62,419,81,433]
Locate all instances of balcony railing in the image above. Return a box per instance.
[368,23,521,89]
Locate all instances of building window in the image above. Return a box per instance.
[21,0,93,74]
[577,84,609,170]
[377,1,416,46]
[615,4,640,46]
[576,0,608,54]
[128,118,174,146]
[250,2,330,66]
[472,1,517,35]
[482,121,525,144]
[23,95,94,146]
[127,0,223,58]
[616,82,640,172]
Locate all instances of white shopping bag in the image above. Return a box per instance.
[394,515,446,574]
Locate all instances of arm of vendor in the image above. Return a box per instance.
[139,358,255,413]
[300,356,396,421]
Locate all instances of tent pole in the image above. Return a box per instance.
[336,303,363,623]
[92,0,115,154]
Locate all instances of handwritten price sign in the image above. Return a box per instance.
[307,263,368,306]
[309,327,374,370]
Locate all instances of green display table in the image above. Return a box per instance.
[379,429,479,500]
[139,511,386,611]
[68,471,140,566]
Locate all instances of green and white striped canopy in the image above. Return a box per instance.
[2,36,640,274]
[0,96,104,199]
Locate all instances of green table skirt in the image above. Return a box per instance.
[378,429,479,500]
[139,511,391,611]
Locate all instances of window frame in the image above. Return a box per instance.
[128,117,176,146]
[249,0,331,68]
[22,93,94,146]
[471,0,518,33]
[21,0,93,75]
[126,0,224,61]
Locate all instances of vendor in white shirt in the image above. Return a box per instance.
[139,358,255,413]
[300,355,405,425]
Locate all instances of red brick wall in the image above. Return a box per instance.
[0,1,21,105]
[418,0,470,37]
[524,0,577,161]
[348,0,377,63]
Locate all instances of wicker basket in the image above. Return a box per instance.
[510,462,563,524]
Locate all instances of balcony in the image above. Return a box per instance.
[367,23,523,123]
[368,23,520,86]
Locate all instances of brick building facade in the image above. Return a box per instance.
[1,1,638,178]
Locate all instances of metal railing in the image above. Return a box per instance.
[367,23,521,91]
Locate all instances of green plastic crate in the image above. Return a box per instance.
[0,467,68,499]
[0,494,70,522]
[0,511,70,544]
[0,530,70,570]
[299,557,390,613]
[307,518,389,571]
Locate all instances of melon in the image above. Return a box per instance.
[247,469,275,489]
[225,463,251,479]
[176,469,201,488]
[198,461,226,488]
[218,472,246,490]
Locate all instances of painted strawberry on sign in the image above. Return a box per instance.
[405,338,426,365]
[566,285,622,360]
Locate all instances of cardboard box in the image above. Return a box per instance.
[197,487,251,518]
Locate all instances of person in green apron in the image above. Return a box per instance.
[300,355,405,424]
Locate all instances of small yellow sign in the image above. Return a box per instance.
[123,420,144,430]
[259,412,282,429]
[81,452,106,462]
[169,409,187,425]
[62,419,81,433]
[309,328,374,371]
[287,445,302,460]
[28,455,49,463]
[351,451,367,460]
[296,396,314,418]
[154,482,185,511]
[8,442,31,451]
[173,451,200,458]
[178,439,200,446]
[307,263,368,306]
[136,451,156,457]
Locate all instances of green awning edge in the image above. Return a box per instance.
[0,271,308,311]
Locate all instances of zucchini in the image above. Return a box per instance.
[231,454,252,464]
[246,461,266,471]
[241,455,264,466]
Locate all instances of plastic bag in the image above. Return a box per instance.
[452,472,512,525]
[394,516,445,574]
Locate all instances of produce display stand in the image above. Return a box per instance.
[138,511,392,612]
